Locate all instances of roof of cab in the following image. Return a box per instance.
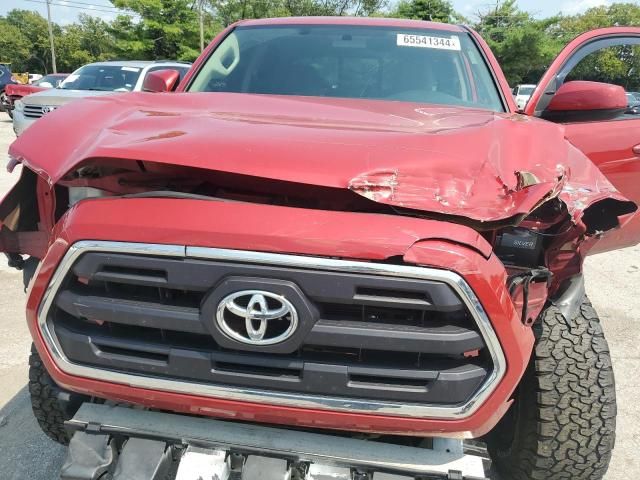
[235,16,467,32]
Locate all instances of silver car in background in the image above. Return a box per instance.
[13,60,191,136]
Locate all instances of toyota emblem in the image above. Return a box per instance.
[216,290,298,346]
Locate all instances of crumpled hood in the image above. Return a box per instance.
[9,91,633,224]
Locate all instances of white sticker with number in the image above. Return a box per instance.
[396,34,461,51]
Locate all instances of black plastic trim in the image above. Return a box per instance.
[54,324,488,405]
[56,290,206,335]
[50,250,492,407]
[309,320,484,354]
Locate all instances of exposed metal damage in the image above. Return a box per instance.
[0,92,637,329]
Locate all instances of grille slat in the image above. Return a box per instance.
[23,104,46,118]
[56,290,206,334]
[49,251,495,407]
[308,320,484,354]
[53,323,488,404]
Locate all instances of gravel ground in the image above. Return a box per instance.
[0,116,638,479]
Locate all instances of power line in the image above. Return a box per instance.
[55,0,122,10]
[24,0,140,16]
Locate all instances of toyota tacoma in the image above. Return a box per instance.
[2,17,640,480]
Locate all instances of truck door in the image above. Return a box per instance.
[525,28,640,252]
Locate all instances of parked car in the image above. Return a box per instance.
[627,92,640,114]
[3,73,69,118]
[3,19,640,480]
[28,73,43,83]
[12,60,191,135]
[0,63,19,116]
[512,83,536,109]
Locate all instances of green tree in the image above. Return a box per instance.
[0,19,31,71]
[55,14,117,72]
[392,0,460,23]
[553,3,640,41]
[210,0,288,27]
[111,0,201,61]
[4,9,59,73]
[210,0,386,27]
[474,0,559,85]
[75,14,117,61]
[541,4,640,91]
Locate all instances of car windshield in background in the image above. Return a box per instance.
[59,64,142,91]
[627,93,640,105]
[188,25,504,111]
[518,86,535,96]
[34,75,65,87]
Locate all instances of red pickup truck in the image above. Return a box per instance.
[2,17,639,480]
[2,74,68,118]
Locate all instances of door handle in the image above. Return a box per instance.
[633,144,640,155]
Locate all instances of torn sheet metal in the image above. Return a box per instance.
[7,91,636,230]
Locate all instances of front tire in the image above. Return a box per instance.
[0,91,11,118]
[28,345,89,444]
[487,299,616,480]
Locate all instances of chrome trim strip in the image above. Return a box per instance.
[38,240,507,420]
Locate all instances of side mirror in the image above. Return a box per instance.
[142,69,180,93]
[542,80,627,122]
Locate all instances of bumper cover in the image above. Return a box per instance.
[65,403,488,479]
[39,240,504,419]
[11,109,35,136]
[27,198,534,437]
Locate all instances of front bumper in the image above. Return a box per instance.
[63,403,489,480]
[27,197,534,438]
[40,240,505,421]
[12,108,35,136]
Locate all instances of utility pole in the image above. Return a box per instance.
[199,0,205,52]
[45,0,57,73]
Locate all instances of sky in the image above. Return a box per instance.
[1,0,638,25]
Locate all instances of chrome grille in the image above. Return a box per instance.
[23,104,56,118]
[38,241,507,420]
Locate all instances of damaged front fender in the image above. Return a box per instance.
[349,140,636,237]
[2,93,637,271]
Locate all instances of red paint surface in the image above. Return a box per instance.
[27,197,531,437]
[4,20,640,440]
[5,74,69,101]
[547,81,627,112]
[525,27,640,252]
[142,69,180,93]
[525,27,640,117]
[9,91,628,229]
[5,83,48,98]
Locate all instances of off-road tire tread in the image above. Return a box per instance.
[489,299,616,480]
[28,346,71,444]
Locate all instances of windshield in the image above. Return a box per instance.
[188,25,504,111]
[59,64,142,91]
[34,75,66,87]
[518,86,535,96]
